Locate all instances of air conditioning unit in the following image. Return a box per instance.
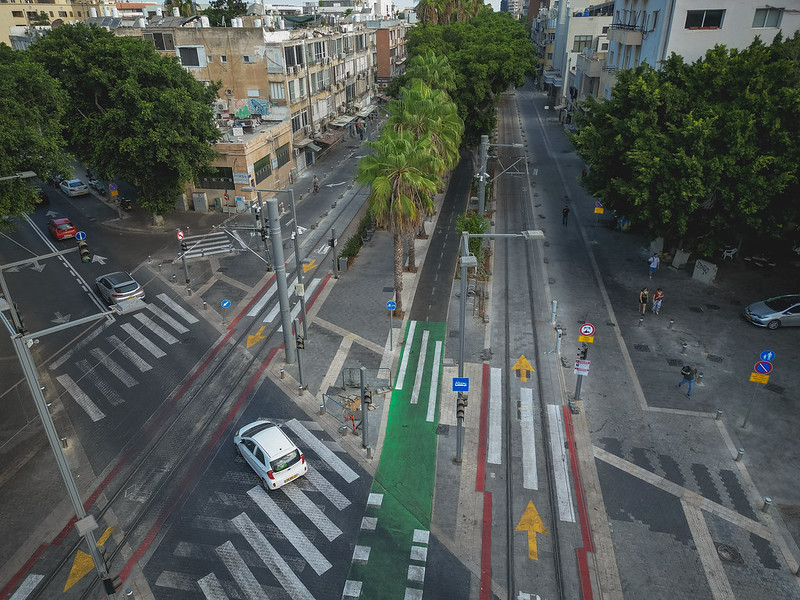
[225,89,233,96]
[338,53,345,60]
[215,100,227,111]
[325,57,331,65]
[293,65,300,74]
[294,148,301,157]
[303,125,311,134]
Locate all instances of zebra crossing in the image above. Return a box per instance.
[246,277,322,323]
[180,232,241,259]
[148,419,368,600]
[49,293,200,422]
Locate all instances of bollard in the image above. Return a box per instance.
[736,448,744,462]
[172,274,177,283]
[280,367,285,379]
[148,255,151,263]
[638,317,644,327]
[298,383,304,396]
[681,342,687,354]
[319,402,326,415]
[550,300,557,325]
[187,286,192,296]
[715,409,723,420]
[366,445,373,459]
[762,497,772,512]
[668,319,674,329]
[60,437,68,449]
[125,590,134,598]
[158,262,163,272]
[698,372,703,383]
[203,301,207,310]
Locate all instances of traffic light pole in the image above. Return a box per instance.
[294,317,305,392]
[266,197,296,364]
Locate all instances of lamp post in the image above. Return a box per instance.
[455,229,544,464]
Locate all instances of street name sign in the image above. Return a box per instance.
[452,378,469,392]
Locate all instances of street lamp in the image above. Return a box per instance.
[455,229,544,463]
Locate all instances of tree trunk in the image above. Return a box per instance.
[406,232,416,272]
[151,213,165,226]
[394,232,404,314]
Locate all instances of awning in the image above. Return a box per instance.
[357,105,378,118]
[553,104,567,110]
[294,138,315,148]
[330,116,355,127]
[307,143,322,152]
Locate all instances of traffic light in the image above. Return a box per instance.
[296,334,305,349]
[578,345,588,360]
[181,240,188,252]
[363,387,372,404]
[261,227,268,241]
[456,392,468,420]
[77,240,91,263]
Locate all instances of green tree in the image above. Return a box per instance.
[404,49,457,96]
[27,24,220,223]
[164,0,198,17]
[0,46,69,226]
[356,132,440,314]
[202,0,248,26]
[456,209,489,273]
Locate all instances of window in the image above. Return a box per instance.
[58,10,67,17]
[291,109,308,133]
[254,154,272,184]
[246,89,259,97]
[12,10,22,16]
[685,9,724,29]
[601,26,609,34]
[208,55,213,62]
[243,55,253,64]
[178,47,200,67]
[288,80,296,103]
[142,32,175,51]
[572,35,592,53]
[298,77,306,98]
[270,82,285,100]
[547,52,553,60]
[276,143,291,168]
[220,55,227,63]
[601,43,609,51]
[753,8,782,28]
[196,166,234,190]
[254,448,266,465]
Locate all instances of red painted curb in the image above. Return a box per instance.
[476,363,490,493]
[480,492,493,600]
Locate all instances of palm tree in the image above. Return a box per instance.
[405,50,457,95]
[356,132,441,314]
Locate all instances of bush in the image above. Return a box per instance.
[339,211,375,259]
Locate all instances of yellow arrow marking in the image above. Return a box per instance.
[64,527,114,591]
[247,325,267,349]
[512,354,535,383]
[303,259,317,273]
[516,501,548,560]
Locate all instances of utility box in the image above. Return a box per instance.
[338,256,349,272]
[692,259,717,284]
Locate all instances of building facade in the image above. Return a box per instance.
[367,19,410,89]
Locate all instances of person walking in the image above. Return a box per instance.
[652,288,664,314]
[677,364,698,398]
[562,205,570,225]
[648,253,660,279]
[638,287,649,315]
[312,175,319,194]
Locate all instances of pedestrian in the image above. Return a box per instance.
[677,364,697,398]
[648,253,660,279]
[652,288,664,314]
[359,128,364,141]
[562,205,570,226]
[638,287,648,315]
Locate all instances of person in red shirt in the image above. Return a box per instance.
[652,288,664,315]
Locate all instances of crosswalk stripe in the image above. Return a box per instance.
[120,323,167,358]
[426,341,443,422]
[303,466,351,510]
[89,348,138,388]
[49,323,109,370]
[156,293,199,324]
[215,540,265,600]
[263,277,299,324]
[133,313,179,344]
[520,388,538,490]
[246,282,277,317]
[410,330,430,404]
[395,321,417,391]
[285,419,358,483]
[547,404,576,523]
[197,573,230,600]
[146,304,190,333]
[108,335,152,372]
[9,574,43,600]
[283,485,343,542]
[76,359,125,406]
[232,512,317,600]
[55,374,105,421]
[247,486,332,575]
[488,367,502,465]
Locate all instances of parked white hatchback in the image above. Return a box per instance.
[234,419,307,490]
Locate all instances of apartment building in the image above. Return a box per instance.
[366,19,410,89]
[1,0,106,48]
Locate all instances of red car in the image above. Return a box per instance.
[48,218,77,240]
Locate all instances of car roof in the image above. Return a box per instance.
[51,218,71,224]
[103,271,135,284]
[243,421,296,457]
[66,179,83,184]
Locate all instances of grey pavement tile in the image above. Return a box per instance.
[719,469,758,521]
[691,463,723,505]
[657,453,686,486]
[199,279,248,317]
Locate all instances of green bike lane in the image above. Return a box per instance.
[344,320,446,599]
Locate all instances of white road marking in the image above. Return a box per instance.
[9,574,43,600]
[215,540,266,600]
[108,335,152,372]
[520,388,538,490]
[283,485,343,541]
[55,375,105,421]
[284,419,358,483]
[146,303,189,333]
[426,340,442,421]
[247,487,332,575]
[410,330,430,405]
[157,293,199,324]
[233,512,316,600]
[547,404,576,522]
[76,360,125,406]
[275,279,322,330]
[121,323,167,358]
[49,324,109,370]
[316,243,331,255]
[197,572,229,600]
[488,367,502,464]
[246,281,277,317]
[304,466,351,510]
[89,347,138,387]
[395,321,417,390]
[133,313,179,344]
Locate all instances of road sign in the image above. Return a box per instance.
[578,335,595,344]
[750,372,769,384]
[760,350,775,362]
[108,183,117,191]
[221,299,231,308]
[574,359,590,376]
[754,361,773,374]
[579,323,595,336]
[177,230,184,241]
[595,200,603,208]
[386,300,396,311]
[75,231,86,241]
[452,377,469,392]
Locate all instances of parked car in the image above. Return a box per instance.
[59,178,89,197]
[234,419,307,490]
[743,294,800,329]
[95,271,145,304]
[47,217,77,240]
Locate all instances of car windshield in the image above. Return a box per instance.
[56,224,73,231]
[69,181,83,188]
[271,449,300,472]
[764,297,800,311]
[113,282,139,293]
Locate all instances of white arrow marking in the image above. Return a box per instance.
[91,255,108,265]
[325,181,346,187]
[52,311,71,324]
[6,266,20,273]
[46,210,59,218]
[29,260,45,273]
[296,225,308,235]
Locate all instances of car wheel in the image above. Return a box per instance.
[767,320,781,330]
[261,477,270,491]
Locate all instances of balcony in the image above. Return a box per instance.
[576,53,603,79]
[607,25,642,46]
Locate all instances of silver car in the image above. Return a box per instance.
[744,294,800,329]
[60,178,89,197]
[96,272,145,304]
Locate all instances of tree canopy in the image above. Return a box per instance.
[202,0,248,27]
[571,33,800,257]
[27,23,220,221]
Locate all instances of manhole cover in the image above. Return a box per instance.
[667,358,683,366]
[715,543,743,563]
[705,304,721,310]
[689,306,705,313]
[449,330,459,338]
[633,344,651,352]
[707,355,724,363]
[436,424,450,436]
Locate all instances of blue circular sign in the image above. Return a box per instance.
[760,350,775,362]
[75,231,86,241]
[221,299,231,308]
[386,300,396,311]
[108,183,117,191]
[754,361,773,374]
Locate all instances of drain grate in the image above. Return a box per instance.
[715,543,743,563]
[436,424,450,436]
[449,330,459,338]
[667,358,683,366]
[633,344,651,352]
[707,355,724,363]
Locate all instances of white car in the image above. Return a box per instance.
[234,419,307,490]
[60,178,89,197]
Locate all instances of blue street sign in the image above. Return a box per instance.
[108,183,118,191]
[595,199,603,208]
[386,300,396,311]
[75,231,86,241]
[221,299,231,308]
[754,361,773,374]
[452,377,469,392]
[760,350,775,362]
